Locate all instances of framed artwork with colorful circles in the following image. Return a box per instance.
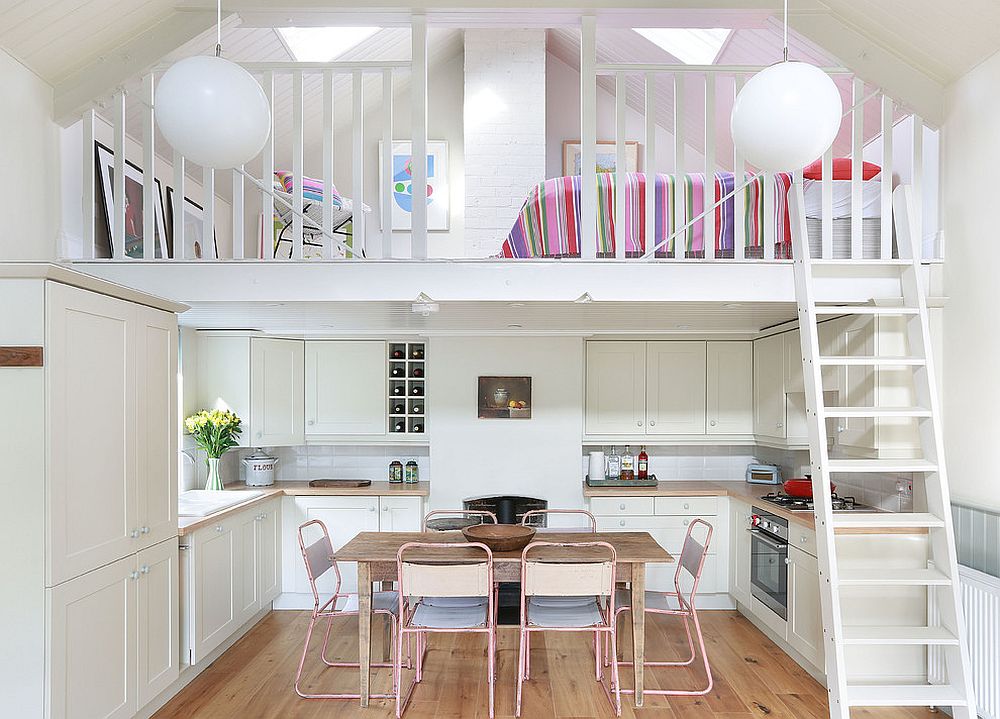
[378,140,450,231]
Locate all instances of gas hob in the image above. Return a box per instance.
[758,492,877,512]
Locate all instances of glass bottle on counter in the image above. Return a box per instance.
[606,446,621,480]
[389,460,404,483]
[637,446,648,480]
[404,460,419,484]
[621,445,635,481]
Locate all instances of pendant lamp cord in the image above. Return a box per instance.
[783,0,789,62]
[215,0,222,57]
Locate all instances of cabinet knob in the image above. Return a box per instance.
[215,525,224,533]
[130,529,140,539]
[683,519,690,526]
[129,571,140,581]
[369,507,376,512]
[784,557,791,565]
[637,421,644,427]
[800,536,809,544]
[649,420,655,426]
[710,420,717,427]
[619,520,626,527]
[140,565,150,575]
[776,422,783,429]
[256,431,262,438]
[837,424,845,433]
[619,503,626,510]
[683,503,690,510]
[383,506,389,512]
[140,526,150,535]
[308,420,315,426]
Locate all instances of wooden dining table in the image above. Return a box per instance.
[333,530,674,708]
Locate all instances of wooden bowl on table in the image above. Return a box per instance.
[461,524,536,552]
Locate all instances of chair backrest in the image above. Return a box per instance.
[397,541,494,601]
[674,519,713,606]
[521,541,616,601]
[421,509,498,532]
[521,508,597,533]
[298,519,342,608]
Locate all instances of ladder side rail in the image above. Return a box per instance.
[789,182,850,719]
[893,185,977,717]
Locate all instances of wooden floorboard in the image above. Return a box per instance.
[153,611,940,719]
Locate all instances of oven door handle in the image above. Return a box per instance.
[747,528,788,550]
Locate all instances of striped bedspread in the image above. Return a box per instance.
[500,171,793,259]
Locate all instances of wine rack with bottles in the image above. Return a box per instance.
[389,341,426,435]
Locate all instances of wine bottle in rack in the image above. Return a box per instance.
[411,403,423,414]
[392,403,405,415]
[410,384,424,396]
[411,366,424,378]
[411,346,424,359]
[393,420,406,433]
[391,348,404,359]
[411,423,423,433]
[392,385,404,396]
[391,365,404,377]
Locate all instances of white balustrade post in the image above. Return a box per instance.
[172,151,186,259]
[410,14,428,259]
[733,75,746,261]
[672,74,685,260]
[141,75,156,259]
[703,73,715,260]
[112,90,126,260]
[260,71,274,260]
[352,70,366,257]
[643,73,656,259]
[322,69,335,259]
[850,78,864,259]
[81,109,96,259]
[292,69,304,260]
[614,72,626,261]
[381,68,394,259]
[580,14,598,259]
[880,95,894,259]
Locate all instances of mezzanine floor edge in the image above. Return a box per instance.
[68,259,942,306]
[152,609,939,719]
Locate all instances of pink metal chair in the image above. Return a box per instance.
[395,541,497,718]
[421,509,498,531]
[612,518,714,697]
[516,540,621,717]
[521,508,597,533]
[294,519,399,700]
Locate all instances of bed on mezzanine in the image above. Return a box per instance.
[498,158,884,261]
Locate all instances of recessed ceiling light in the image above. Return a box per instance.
[633,28,732,65]
[278,26,381,62]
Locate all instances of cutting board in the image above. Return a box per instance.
[308,479,373,488]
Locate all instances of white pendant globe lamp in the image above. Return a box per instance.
[730,0,842,172]
[155,0,271,169]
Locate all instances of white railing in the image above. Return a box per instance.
[71,15,932,265]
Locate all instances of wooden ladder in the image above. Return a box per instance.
[788,183,977,718]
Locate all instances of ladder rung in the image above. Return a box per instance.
[833,513,945,531]
[845,684,968,707]
[838,567,952,586]
[842,626,960,646]
[823,406,932,419]
[827,459,938,474]
[813,305,919,316]
[818,356,925,366]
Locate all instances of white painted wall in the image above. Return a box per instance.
[427,336,585,514]
[464,30,547,257]
[941,49,1000,512]
[0,50,60,260]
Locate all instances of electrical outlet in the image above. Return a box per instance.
[895,479,913,497]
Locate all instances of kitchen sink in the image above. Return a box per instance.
[178,489,267,517]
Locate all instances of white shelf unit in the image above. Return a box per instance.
[388,341,426,436]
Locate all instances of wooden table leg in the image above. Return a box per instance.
[358,562,373,707]
[381,580,393,662]
[630,564,646,707]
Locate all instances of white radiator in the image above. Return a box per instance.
[930,565,1000,719]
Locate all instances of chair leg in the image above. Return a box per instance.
[319,613,336,666]
[594,630,602,681]
[395,627,405,719]
[524,632,531,680]
[515,628,526,717]
[294,615,318,698]
[609,629,622,716]
[487,628,496,719]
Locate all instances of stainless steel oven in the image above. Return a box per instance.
[748,509,789,620]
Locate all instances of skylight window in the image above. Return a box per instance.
[632,28,732,65]
[278,27,381,62]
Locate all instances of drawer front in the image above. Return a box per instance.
[789,523,817,558]
[596,514,703,548]
[590,497,655,516]
[654,496,719,516]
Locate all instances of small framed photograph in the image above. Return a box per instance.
[478,376,532,419]
[166,186,219,259]
[562,140,640,175]
[95,141,168,258]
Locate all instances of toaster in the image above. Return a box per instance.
[745,463,782,485]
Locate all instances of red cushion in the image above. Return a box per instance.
[803,157,881,181]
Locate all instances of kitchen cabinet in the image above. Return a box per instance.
[305,340,387,435]
[646,341,707,435]
[47,538,180,719]
[728,499,752,606]
[706,341,753,434]
[379,495,423,532]
[584,341,646,435]
[753,333,786,440]
[182,499,281,666]
[196,334,305,447]
[787,546,825,672]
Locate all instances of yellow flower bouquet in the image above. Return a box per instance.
[184,409,242,490]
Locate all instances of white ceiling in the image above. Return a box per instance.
[177,299,798,336]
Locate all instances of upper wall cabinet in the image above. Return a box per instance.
[585,340,752,438]
[305,341,387,435]
[197,334,305,448]
[753,333,786,440]
[585,342,646,435]
[646,341,707,435]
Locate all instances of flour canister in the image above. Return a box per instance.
[242,449,278,487]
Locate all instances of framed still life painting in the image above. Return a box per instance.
[478,376,532,419]
[378,140,450,231]
[95,142,168,259]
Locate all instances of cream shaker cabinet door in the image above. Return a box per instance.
[585,341,646,435]
[646,341,707,435]
[190,520,241,663]
[47,555,137,719]
[250,337,304,446]
[136,306,178,550]
[236,510,261,625]
[257,500,281,606]
[379,496,423,532]
[706,341,753,435]
[788,546,825,671]
[46,282,137,587]
[136,539,179,709]
[305,341,387,435]
[729,500,752,606]
[753,333,786,439]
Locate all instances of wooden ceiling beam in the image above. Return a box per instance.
[52,9,227,127]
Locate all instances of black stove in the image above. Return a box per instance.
[759,492,874,512]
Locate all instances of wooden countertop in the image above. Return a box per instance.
[177,481,430,536]
[583,479,816,528]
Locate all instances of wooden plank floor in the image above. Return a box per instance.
[154,610,939,719]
